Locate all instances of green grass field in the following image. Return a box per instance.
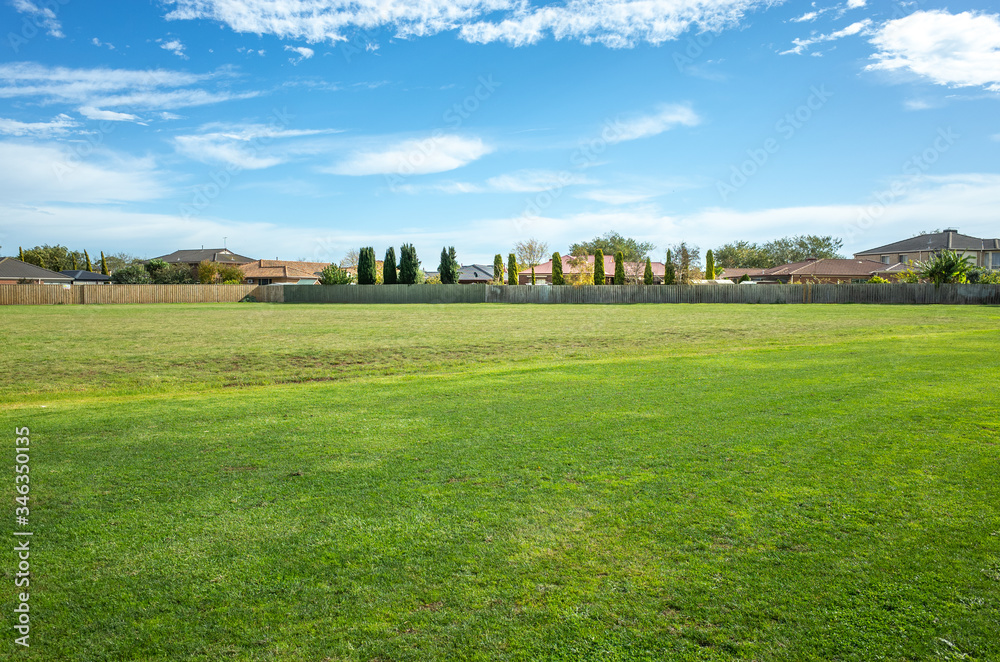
[2,303,999,661]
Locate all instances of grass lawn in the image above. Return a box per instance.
[2,303,999,661]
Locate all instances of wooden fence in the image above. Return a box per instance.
[3,283,998,305]
[0,284,260,305]
[259,283,1000,305]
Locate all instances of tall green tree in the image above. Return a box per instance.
[551,252,564,285]
[593,249,605,284]
[643,257,654,285]
[357,247,377,284]
[713,235,844,268]
[614,251,625,284]
[383,248,398,284]
[100,252,109,276]
[84,250,93,272]
[705,249,716,280]
[18,247,24,262]
[439,246,459,284]
[398,244,419,284]
[493,254,504,284]
[70,254,77,270]
[319,264,354,285]
[569,231,655,265]
[507,253,518,285]
[664,250,676,285]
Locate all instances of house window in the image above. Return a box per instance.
[898,254,908,264]
[258,279,272,285]
[992,253,1000,270]
[881,255,890,264]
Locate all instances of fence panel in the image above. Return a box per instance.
[0,284,258,305]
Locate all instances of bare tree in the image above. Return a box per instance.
[514,238,550,271]
[340,248,360,269]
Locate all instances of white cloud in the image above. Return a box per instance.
[78,106,141,122]
[327,135,492,175]
[0,62,257,112]
[11,0,63,38]
[578,189,660,204]
[0,141,165,204]
[846,0,865,8]
[782,19,871,55]
[790,11,819,23]
[164,0,776,49]
[867,10,1000,91]
[486,170,592,192]
[606,104,701,143]
[284,45,315,64]
[0,114,77,137]
[174,124,340,169]
[159,38,189,59]
[91,37,116,50]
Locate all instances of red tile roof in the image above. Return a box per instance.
[763,258,887,277]
[240,259,330,280]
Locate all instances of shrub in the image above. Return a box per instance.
[552,252,564,285]
[197,260,218,284]
[614,251,625,285]
[507,253,518,285]
[383,248,398,284]
[399,244,418,284]
[594,249,605,285]
[110,264,152,284]
[319,264,354,285]
[738,274,751,283]
[967,267,1000,284]
[217,264,243,284]
[866,275,891,284]
[643,257,654,285]
[917,249,974,286]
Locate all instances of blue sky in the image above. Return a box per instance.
[1,0,998,266]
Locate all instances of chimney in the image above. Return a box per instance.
[944,228,958,248]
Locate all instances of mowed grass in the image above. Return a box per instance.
[1,303,999,661]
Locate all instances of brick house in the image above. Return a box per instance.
[519,254,666,284]
[854,229,1000,269]
[240,260,331,285]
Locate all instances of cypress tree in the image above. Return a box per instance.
[100,252,109,276]
[552,252,564,285]
[493,254,504,284]
[84,250,93,272]
[644,257,654,285]
[664,250,676,285]
[399,244,418,284]
[362,247,379,284]
[18,247,24,261]
[383,247,398,284]
[439,246,459,284]
[71,254,78,270]
[507,253,518,285]
[614,251,625,284]
[705,249,716,280]
[593,249,605,285]
[531,266,536,285]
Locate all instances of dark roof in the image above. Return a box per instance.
[855,230,1000,255]
[149,249,255,264]
[719,268,766,277]
[0,258,73,281]
[61,270,111,282]
[458,264,494,281]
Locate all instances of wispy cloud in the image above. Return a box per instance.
[284,45,315,64]
[867,10,1000,91]
[164,0,777,49]
[0,62,258,112]
[159,38,189,59]
[782,18,871,55]
[11,0,63,38]
[606,104,701,143]
[79,107,142,122]
[0,114,77,137]
[174,123,341,170]
[326,135,492,176]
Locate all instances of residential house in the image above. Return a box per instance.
[519,254,666,284]
[718,268,767,283]
[60,270,111,285]
[854,228,1000,269]
[0,258,74,284]
[458,264,494,284]
[722,258,894,284]
[149,248,256,267]
[240,260,330,285]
